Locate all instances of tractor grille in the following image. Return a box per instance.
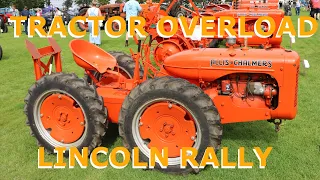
[294,65,300,107]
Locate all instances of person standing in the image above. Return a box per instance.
[54,8,62,16]
[123,0,142,47]
[311,0,320,19]
[85,1,102,46]
[21,6,30,35]
[12,5,19,16]
[11,5,19,27]
[296,0,301,15]
[36,9,42,17]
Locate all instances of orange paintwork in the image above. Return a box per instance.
[40,94,85,143]
[25,38,62,80]
[161,47,300,123]
[236,3,279,9]
[69,39,116,74]
[139,102,196,157]
[26,9,300,149]
[141,0,284,56]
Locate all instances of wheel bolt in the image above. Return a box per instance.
[61,140,64,143]
[191,136,195,140]
[80,122,84,126]
[139,122,143,126]
[160,128,163,132]
[58,95,62,99]
[40,114,43,117]
[165,134,168,138]
[163,122,167,126]
[168,103,172,109]
[172,131,175,135]
[170,124,174,128]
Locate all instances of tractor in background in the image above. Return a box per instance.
[137,0,284,65]
[0,14,9,33]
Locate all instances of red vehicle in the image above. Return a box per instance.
[0,14,8,33]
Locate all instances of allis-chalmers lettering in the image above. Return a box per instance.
[210,59,272,68]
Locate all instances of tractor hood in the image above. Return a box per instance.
[163,47,300,82]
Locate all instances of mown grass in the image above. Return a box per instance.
[0,10,319,180]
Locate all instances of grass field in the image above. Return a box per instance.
[0,11,319,180]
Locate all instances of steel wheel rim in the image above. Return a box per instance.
[33,89,88,149]
[132,98,202,166]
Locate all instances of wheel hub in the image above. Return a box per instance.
[139,102,196,158]
[40,94,85,144]
[154,41,182,65]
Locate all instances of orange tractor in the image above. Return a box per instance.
[138,0,284,64]
[24,36,300,173]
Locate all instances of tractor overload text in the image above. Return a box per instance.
[8,16,318,39]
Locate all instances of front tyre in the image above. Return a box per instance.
[24,73,107,155]
[119,77,222,174]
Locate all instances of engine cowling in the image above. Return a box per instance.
[162,47,300,123]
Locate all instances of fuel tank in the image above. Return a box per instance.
[163,47,300,82]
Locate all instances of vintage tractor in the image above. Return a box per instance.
[24,37,300,174]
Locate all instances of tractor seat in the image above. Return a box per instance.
[69,39,116,74]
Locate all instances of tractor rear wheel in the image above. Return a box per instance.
[85,51,143,84]
[118,76,222,174]
[24,73,107,155]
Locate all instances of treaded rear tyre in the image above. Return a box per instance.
[24,73,107,156]
[118,76,222,174]
[85,51,143,84]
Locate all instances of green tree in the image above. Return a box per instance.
[99,0,110,5]
[63,0,73,8]
[75,0,91,6]
[45,0,51,6]
[0,0,12,7]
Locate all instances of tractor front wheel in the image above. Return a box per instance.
[119,77,222,174]
[24,73,107,155]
